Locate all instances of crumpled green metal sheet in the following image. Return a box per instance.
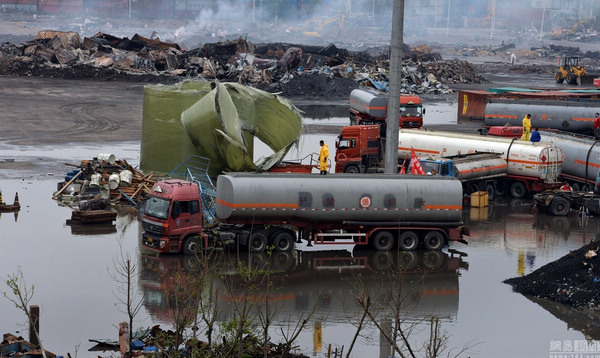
[140,80,302,179]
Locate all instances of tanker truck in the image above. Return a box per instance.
[335,126,563,198]
[141,173,469,255]
[349,88,424,130]
[418,153,508,200]
[536,130,600,191]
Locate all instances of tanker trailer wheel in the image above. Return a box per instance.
[572,183,581,192]
[249,231,268,253]
[372,230,394,251]
[345,165,360,174]
[398,231,419,251]
[549,197,570,216]
[555,72,564,83]
[509,181,527,199]
[182,235,202,255]
[272,231,294,252]
[485,183,496,201]
[423,231,445,250]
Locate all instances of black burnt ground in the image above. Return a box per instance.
[504,241,600,310]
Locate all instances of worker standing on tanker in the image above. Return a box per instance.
[593,113,600,140]
[521,114,532,141]
[319,140,329,175]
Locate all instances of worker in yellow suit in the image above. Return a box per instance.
[319,140,329,175]
[521,114,532,141]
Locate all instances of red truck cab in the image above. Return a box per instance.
[335,125,383,173]
[141,179,205,254]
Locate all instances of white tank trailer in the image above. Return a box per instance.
[538,131,600,189]
[484,99,598,134]
[216,173,463,224]
[397,129,564,198]
[445,154,507,181]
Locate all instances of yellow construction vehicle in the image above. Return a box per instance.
[303,14,345,37]
[555,56,595,85]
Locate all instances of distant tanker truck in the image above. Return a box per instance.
[349,88,424,129]
[335,126,563,198]
[141,173,469,254]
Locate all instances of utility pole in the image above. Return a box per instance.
[385,0,403,173]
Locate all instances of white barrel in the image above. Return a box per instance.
[97,153,116,164]
[119,170,133,187]
[100,184,110,199]
[108,174,120,190]
[90,173,101,188]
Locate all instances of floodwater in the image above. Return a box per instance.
[2,106,599,357]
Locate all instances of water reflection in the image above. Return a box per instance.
[527,296,600,341]
[139,249,467,356]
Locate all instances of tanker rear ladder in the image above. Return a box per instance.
[167,155,218,226]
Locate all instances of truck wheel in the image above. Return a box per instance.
[372,230,394,251]
[549,197,570,216]
[485,183,495,201]
[272,231,294,252]
[182,236,202,255]
[555,72,564,83]
[345,165,360,174]
[249,231,268,253]
[509,181,527,199]
[423,231,445,250]
[572,183,581,192]
[398,231,419,251]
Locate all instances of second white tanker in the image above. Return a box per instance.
[397,129,564,198]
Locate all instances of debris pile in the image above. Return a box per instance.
[0,30,488,98]
[89,325,309,358]
[53,154,160,213]
[505,241,600,310]
[0,333,56,358]
[550,17,600,42]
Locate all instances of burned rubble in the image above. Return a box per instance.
[505,241,600,311]
[0,30,487,98]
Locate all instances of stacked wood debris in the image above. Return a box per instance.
[53,155,161,210]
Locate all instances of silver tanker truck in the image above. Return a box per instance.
[141,173,469,255]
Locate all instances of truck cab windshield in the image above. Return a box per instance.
[400,105,423,117]
[420,161,441,175]
[144,196,171,220]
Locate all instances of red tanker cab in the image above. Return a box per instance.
[145,179,203,234]
[335,125,381,173]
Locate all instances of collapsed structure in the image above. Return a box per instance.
[0,30,487,98]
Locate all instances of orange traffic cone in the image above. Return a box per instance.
[13,192,19,205]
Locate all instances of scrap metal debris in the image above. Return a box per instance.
[53,155,161,218]
[0,30,488,97]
